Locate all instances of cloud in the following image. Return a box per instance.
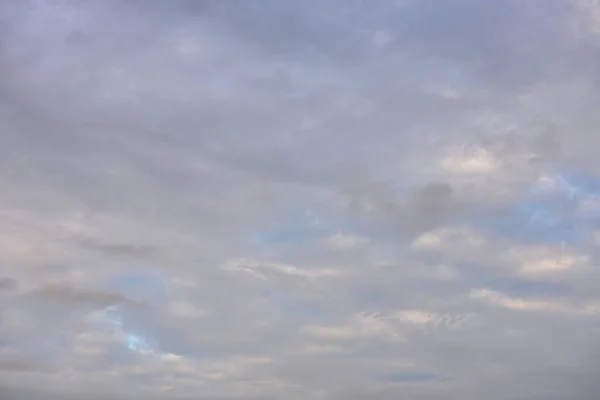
[325,233,369,249]
[510,244,589,277]
[0,277,17,291]
[225,258,343,280]
[411,227,486,250]
[168,301,210,320]
[469,288,600,314]
[25,283,141,309]
[78,238,159,259]
[440,147,500,174]
[2,0,600,399]
[0,358,48,373]
[301,312,404,342]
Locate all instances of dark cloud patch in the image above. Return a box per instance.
[78,238,158,259]
[345,181,458,239]
[0,358,48,373]
[25,283,139,309]
[0,277,17,291]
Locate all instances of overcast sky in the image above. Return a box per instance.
[3,0,600,399]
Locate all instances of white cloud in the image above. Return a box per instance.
[532,174,575,196]
[440,147,500,174]
[510,245,589,276]
[325,233,369,249]
[301,309,475,344]
[225,258,343,279]
[411,231,443,249]
[411,227,486,250]
[301,312,404,341]
[470,288,600,315]
[384,310,438,325]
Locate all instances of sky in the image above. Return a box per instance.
[3,0,600,399]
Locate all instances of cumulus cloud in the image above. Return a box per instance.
[2,0,600,399]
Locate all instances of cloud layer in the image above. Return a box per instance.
[2,1,600,399]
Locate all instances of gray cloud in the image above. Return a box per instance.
[78,238,159,259]
[1,0,600,399]
[25,283,141,309]
[0,278,17,291]
[0,358,49,373]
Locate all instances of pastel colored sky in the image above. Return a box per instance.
[3,1,600,399]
